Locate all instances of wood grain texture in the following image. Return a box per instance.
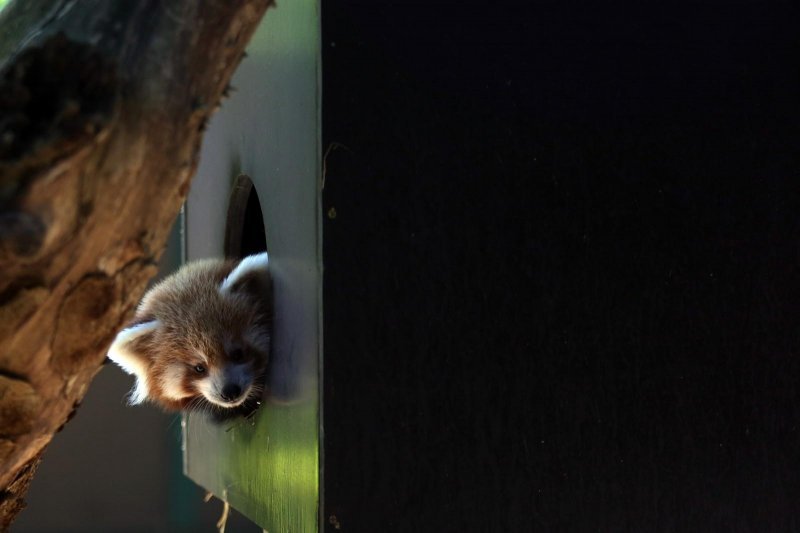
[0,1,271,527]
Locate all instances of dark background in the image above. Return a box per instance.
[322,1,800,531]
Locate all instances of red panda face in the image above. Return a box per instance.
[190,345,254,408]
[107,253,272,416]
[157,336,268,410]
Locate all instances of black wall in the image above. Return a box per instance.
[322,2,800,531]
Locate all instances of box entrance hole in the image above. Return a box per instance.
[225,174,267,258]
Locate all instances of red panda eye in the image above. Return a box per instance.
[193,364,206,374]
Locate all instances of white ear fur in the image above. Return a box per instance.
[107,320,160,405]
[220,252,269,294]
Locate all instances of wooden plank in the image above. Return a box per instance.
[183,2,321,531]
[321,1,800,530]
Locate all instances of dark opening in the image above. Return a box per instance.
[224,174,267,259]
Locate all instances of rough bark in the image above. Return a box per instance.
[0,1,272,528]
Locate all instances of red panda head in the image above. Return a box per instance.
[107,253,271,414]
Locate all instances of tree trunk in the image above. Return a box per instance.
[0,1,271,527]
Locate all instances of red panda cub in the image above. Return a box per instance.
[107,253,271,421]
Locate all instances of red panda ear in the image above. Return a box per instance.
[219,252,271,298]
[107,319,160,405]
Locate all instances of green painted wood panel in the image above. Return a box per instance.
[182,2,321,531]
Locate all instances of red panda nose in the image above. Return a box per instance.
[221,384,242,402]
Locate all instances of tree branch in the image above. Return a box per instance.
[0,1,272,527]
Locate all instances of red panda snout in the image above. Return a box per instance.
[220,384,242,402]
[195,361,258,408]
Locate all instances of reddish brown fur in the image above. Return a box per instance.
[125,258,271,412]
